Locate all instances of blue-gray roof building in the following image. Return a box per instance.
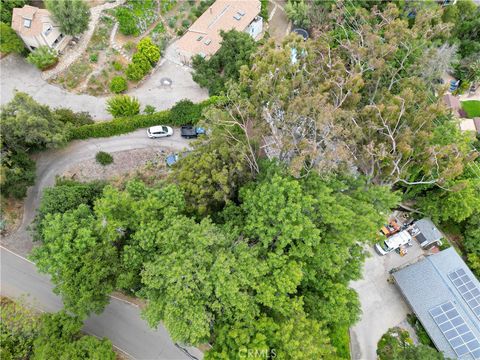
[393,248,480,359]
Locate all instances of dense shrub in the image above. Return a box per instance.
[194,0,215,17]
[109,76,127,93]
[89,53,98,62]
[170,99,202,124]
[132,52,152,73]
[112,61,123,71]
[124,37,160,82]
[260,0,268,19]
[115,7,138,36]
[0,150,36,199]
[27,46,58,70]
[70,97,224,140]
[53,108,94,126]
[33,179,106,240]
[407,313,434,347]
[125,62,144,81]
[1,0,26,25]
[137,37,160,65]
[0,22,24,54]
[96,151,114,166]
[106,95,140,117]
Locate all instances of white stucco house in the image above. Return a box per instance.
[11,5,71,52]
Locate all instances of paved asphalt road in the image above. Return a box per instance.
[1,130,203,359]
[1,247,199,360]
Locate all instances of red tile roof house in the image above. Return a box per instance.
[174,0,263,65]
[11,5,71,52]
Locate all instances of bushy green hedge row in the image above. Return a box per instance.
[69,97,224,140]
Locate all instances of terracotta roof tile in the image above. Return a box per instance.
[175,0,260,58]
[12,5,54,37]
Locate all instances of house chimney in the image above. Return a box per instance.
[210,7,212,14]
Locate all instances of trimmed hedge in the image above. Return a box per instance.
[69,96,224,140]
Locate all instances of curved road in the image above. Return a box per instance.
[1,130,202,359]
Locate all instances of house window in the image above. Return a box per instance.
[23,18,31,28]
[52,33,64,47]
[44,25,52,36]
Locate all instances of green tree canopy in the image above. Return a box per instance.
[45,0,90,36]
[0,0,26,24]
[32,312,115,360]
[0,92,73,198]
[377,327,445,360]
[0,22,24,54]
[192,30,257,95]
[30,205,120,318]
[171,130,252,216]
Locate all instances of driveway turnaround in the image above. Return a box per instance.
[1,247,202,360]
[349,244,426,360]
[1,54,208,120]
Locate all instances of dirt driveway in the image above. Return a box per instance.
[267,0,291,43]
[349,242,427,360]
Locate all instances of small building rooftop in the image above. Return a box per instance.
[393,248,480,359]
[412,218,443,248]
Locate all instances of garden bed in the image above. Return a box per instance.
[461,100,480,118]
[52,15,117,93]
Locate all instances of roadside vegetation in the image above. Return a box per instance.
[0,23,24,55]
[0,297,115,359]
[0,92,93,199]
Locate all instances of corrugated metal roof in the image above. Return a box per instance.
[393,248,480,359]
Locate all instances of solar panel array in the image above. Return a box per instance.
[429,301,480,359]
[449,268,480,321]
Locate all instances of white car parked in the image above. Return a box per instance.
[147,126,173,138]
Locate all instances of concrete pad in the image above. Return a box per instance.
[1,54,208,121]
[350,242,426,360]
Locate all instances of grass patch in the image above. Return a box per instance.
[461,100,480,118]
